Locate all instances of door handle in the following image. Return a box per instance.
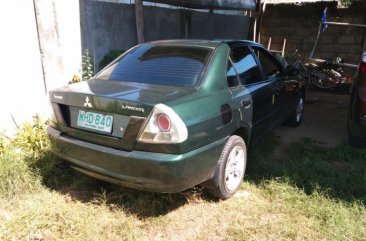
[273,87,281,96]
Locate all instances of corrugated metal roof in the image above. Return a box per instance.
[265,0,335,4]
[144,0,257,10]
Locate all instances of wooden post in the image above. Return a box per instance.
[281,38,286,57]
[209,8,213,40]
[362,18,366,51]
[253,17,257,42]
[309,22,323,59]
[182,9,189,39]
[257,0,267,44]
[135,0,144,44]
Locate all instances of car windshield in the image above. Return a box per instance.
[96,44,213,86]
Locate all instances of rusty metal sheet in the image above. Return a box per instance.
[144,0,257,10]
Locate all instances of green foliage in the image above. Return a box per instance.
[99,49,125,70]
[0,116,52,198]
[12,115,50,166]
[340,0,361,7]
[82,49,94,81]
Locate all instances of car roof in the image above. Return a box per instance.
[147,39,263,49]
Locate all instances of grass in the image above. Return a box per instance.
[248,136,366,202]
[0,119,365,240]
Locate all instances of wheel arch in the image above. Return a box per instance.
[232,126,250,146]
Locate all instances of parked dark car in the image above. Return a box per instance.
[47,40,305,199]
[348,51,366,147]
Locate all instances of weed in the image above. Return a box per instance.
[0,148,41,198]
[12,115,50,166]
[0,132,9,155]
[0,116,50,198]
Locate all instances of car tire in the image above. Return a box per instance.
[287,94,305,127]
[208,135,247,200]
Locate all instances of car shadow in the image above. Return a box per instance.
[38,156,215,218]
[38,133,365,218]
[246,135,366,204]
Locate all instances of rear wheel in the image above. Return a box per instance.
[208,135,247,200]
[311,70,339,89]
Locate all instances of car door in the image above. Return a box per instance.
[250,46,291,126]
[227,45,274,139]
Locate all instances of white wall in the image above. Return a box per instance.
[0,0,81,134]
[0,0,45,134]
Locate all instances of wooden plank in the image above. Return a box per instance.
[325,21,366,28]
[135,0,144,44]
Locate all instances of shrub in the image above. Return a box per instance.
[82,49,94,81]
[12,115,50,166]
[0,116,54,197]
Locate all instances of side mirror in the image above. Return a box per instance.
[286,65,299,76]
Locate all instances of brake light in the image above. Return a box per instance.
[157,114,171,131]
[360,52,366,73]
[138,104,188,143]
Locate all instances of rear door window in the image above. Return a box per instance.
[96,44,212,87]
[251,46,284,80]
[229,46,262,86]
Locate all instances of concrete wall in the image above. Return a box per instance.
[34,0,82,91]
[0,0,82,133]
[261,2,366,64]
[80,0,250,70]
[0,1,45,133]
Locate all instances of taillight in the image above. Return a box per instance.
[360,52,366,73]
[157,114,171,131]
[138,104,188,143]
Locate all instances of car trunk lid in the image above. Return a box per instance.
[49,80,194,151]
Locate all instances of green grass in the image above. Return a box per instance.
[0,120,365,240]
[248,136,366,202]
[0,147,42,198]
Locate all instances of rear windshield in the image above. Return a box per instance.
[96,44,213,86]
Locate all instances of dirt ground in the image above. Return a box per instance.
[274,90,351,147]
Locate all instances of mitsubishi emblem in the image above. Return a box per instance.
[84,96,93,108]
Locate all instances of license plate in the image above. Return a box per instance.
[77,110,113,133]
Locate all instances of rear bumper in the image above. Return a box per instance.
[47,126,226,193]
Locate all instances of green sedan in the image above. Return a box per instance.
[47,40,305,199]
